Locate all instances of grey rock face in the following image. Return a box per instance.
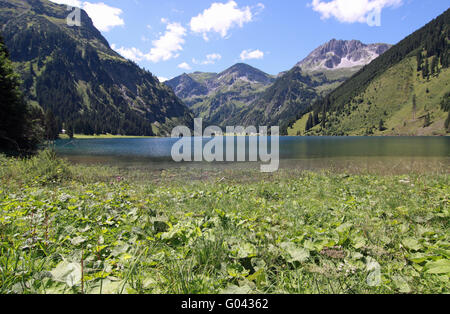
[297,39,391,71]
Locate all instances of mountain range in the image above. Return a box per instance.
[165,63,276,127]
[1,0,448,137]
[166,40,392,129]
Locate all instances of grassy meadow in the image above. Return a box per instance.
[0,151,448,294]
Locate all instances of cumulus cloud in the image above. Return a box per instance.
[310,0,403,24]
[111,20,187,63]
[111,44,145,62]
[190,1,263,41]
[158,77,169,82]
[49,0,125,32]
[146,22,187,63]
[178,62,192,70]
[193,53,222,65]
[240,49,264,60]
[82,2,125,31]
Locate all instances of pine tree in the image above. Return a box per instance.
[0,35,41,154]
[321,104,327,128]
[305,114,313,131]
[416,51,423,71]
[441,93,450,132]
[445,112,450,132]
[431,56,438,75]
[412,94,417,121]
[379,119,386,131]
[313,111,319,126]
[422,58,430,79]
[44,109,59,140]
[66,124,74,139]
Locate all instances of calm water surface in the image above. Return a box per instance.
[55,136,450,173]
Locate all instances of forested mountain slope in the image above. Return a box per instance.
[0,0,193,136]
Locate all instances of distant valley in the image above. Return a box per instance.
[166,39,392,131]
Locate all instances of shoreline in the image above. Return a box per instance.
[59,134,450,140]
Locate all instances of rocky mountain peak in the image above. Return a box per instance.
[297,39,391,71]
[165,73,208,99]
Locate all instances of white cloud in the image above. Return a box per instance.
[111,44,145,62]
[158,77,169,82]
[310,0,403,24]
[240,49,264,60]
[49,1,125,32]
[82,2,125,31]
[112,21,187,64]
[206,53,222,63]
[146,22,187,63]
[190,1,263,41]
[178,62,192,70]
[193,53,222,65]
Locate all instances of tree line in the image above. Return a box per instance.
[0,35,63,155]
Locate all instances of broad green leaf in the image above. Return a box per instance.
[393,275,411,293]
[280,242,310,263]
[50,261,82,288]
[402,238,422,251]
[352,235,367,249]
[251,258,266,271]
[247,269,267,285]
[142,277,157,289]
[234,242,257,259]
[336,222,352,233]
[424,259,450,274]
[303,240,316,251]
[367,269,381,287]
[70,236,87,246]
[407,253,436,264]
[111,243,130,256]
[366,257,381,287]
[366,257,381,272]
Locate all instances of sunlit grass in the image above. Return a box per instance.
[0,152,448,294]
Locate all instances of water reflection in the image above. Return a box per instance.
[55,136,450,174]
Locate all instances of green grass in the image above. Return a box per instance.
[0,152,448,294]
[287,112,313,136]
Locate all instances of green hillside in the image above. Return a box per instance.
[239,66,364,131]
[0,0,193,136]
[239,67,318,128]
[299,8,450,136]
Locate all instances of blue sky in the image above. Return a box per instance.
[50,0,450,81]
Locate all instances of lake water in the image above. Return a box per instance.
[55,136,450,174]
